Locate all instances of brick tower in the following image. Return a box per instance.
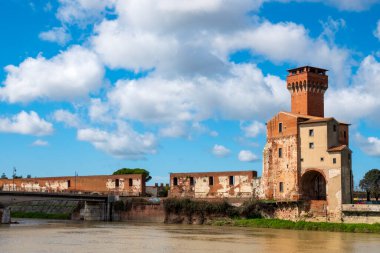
[286,66,328,117]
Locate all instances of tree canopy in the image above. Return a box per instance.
[359,169,380,201]
[1,173,7,179]
[112,168,152,182]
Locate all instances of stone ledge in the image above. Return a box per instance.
[342,204,380,213]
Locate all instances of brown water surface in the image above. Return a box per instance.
[1,219,380,253]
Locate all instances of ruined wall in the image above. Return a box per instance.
[0,174,145,196]
[169,171,257,198]
[262,135,299,201]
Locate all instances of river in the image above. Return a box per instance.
[1,219,380,253]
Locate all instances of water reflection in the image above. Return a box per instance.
[1,219,380,253]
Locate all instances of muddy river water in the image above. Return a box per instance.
[1,219,380,253]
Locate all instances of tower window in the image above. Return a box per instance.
[279,148,283,158]
[333,158,337,164]
[320,157,324,162]
[279,123,283,133]
[309,129,314,136]
[309,143,314,149]
[279,182,284,193]
[190,177,194,186]
[333,125,337,132]
[209,176,214,186]
[344,131,347,139]
[173,177,178,186]
[229,176,234,186]
[300,158,304,162]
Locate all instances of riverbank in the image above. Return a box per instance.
[211,218,380,233]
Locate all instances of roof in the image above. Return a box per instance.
[299,117,335,124]
[287,66,328,72]
[276,112,351,126]
[280,111,322,120]
[327,145,348,152]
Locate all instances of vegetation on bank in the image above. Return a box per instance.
[163,198,270,220]
[212,218,380,233]
[11,211,71,220]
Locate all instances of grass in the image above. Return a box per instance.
[11,211,71,220]
[212,218,380,233]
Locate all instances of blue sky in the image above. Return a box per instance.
[1,0,380,187]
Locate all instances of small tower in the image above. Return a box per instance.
[286,66,328,117]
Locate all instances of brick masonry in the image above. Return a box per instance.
[0,174,145,196]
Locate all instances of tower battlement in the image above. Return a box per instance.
[286,66,328,117]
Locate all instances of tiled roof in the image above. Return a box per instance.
[327,145,348,152]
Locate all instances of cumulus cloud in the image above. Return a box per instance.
[241,121,266,138]
[238,150,259,162]
[0,111,53,136]
[212,144,231,157]
[273,0,380,11]
[53,109,81,128]
[32,139,49,146]
[77,123,157,159]
[214,21,350,86]
[0,46,104,103]
[374,20,380,41]
[39,27,71,45]
[104,64,288,124]
[356,134,380,156]
[57,0,116,25]
[326,55,380,123]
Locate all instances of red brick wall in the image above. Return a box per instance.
[287,71,328,117]
[0,174,145,196]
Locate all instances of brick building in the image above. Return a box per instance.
[169,171,258,198]
[0,174,145,196]
[262,66,353,218]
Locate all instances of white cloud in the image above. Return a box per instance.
[273,0,380,11]
[319,17,345,45]
[159,123,188,138]
[77,123,157,159]
[238,150,259,162]
[39,27,71,45]
[104,64,288,124]
[374,20,380,41]
[356,134,380,156]
[214,21,350,86]
[32,139,49,146]
[212,144,231,157]
[57,0,116,25]
[0,46,104,103]
[241,121,266,138]
[0,111,53,136]
[53,109,81,128]
[326,55,380,123]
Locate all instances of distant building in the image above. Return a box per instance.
[169,171,258,198]
[261,66,353,218]
[0,174,145,196]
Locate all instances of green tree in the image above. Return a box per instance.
[113,168,152,182]
[26,174,32,178]
[1,173,7,179]
[359,169,380,201]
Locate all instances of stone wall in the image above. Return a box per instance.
[342,204,380,224]
[0,174,145,196]
[169,171,257,198]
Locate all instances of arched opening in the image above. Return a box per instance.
[301,170,326,200]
